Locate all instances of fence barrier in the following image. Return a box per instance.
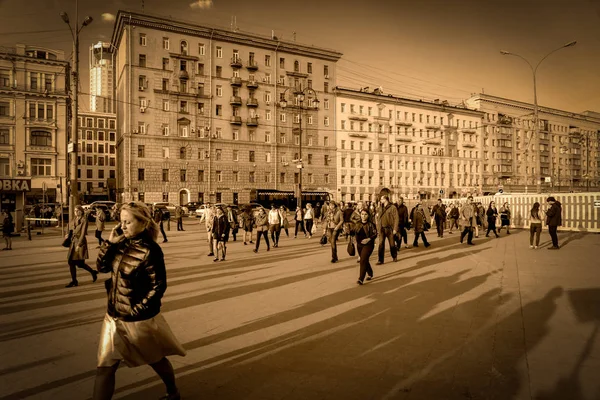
[442,192,600,233]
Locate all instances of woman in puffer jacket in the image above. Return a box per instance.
[253,207,270,253]
[94,201,185,400]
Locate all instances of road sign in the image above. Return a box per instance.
[545,177,552,183]
[67,142,74,153]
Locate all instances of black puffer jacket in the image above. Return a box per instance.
[97,231,166,322]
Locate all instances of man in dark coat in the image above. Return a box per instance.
[395,197,410,249]
[152,206,168,243]
[431,198,447,238]
[545,196,562,249]
[376,195,399,265]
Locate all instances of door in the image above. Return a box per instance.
[179,190,189,205]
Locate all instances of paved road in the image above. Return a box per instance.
[0,224,599,400]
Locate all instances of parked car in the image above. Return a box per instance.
[195,204,209,219]
[152,202,189,217]
[185,201,203,213]
[82,200,116,211]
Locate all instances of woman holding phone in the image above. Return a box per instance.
[94,202,185,400]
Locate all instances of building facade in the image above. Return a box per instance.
[89,42,115,114]
[0,44,69,226]
[334,87,485,201]
[77,111,117,201]
[110,11,342,205]
[466,94,600,193]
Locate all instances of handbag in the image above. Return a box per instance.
[61,230,73,248]
[347,238,356,256]
[424,222,431,231]
[311,224,317,235]
[319,234,328,245]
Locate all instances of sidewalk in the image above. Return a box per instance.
[0,228,598,400]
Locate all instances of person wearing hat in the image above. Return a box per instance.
[65,205,98,287]
[323,201,344,263]
[545,196,562,249]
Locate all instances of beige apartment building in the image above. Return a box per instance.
[466,94,600,193]
[77,111,117,201]
[110,11,342,206]
[334,87,485,201]
[0,44,69,226]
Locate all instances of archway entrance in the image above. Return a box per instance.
[179,189,190,206]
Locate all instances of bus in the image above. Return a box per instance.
[249,189,332,210]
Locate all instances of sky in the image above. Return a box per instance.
[1,0,599,114]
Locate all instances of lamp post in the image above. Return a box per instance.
[60,1,93,223]
[279,87,319,211]
[500,40,576,194]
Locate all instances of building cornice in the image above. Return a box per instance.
[334,87,484,117]
[79,111,117,118]
[468,94,600,125]
[111,10,343,62]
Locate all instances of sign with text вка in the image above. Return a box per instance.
[0,179,31,192]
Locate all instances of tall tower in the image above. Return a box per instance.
[89,42,114,113]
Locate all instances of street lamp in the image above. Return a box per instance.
[279,87,319,211]
[500,40,576,193]
[60,0,93,223]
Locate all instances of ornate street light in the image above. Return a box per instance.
[279,87,319,211]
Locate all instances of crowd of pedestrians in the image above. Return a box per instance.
[48,194,566,398]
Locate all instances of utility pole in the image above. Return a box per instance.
[61,1,92,222]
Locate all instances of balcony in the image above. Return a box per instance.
[569,127,581,136]
[461,128,477,134]
[395,136,412,142]
[348,112,368,121]
[395,121,413,127]
[246,116,259,126]
[424,138,442,145]
[230,77,242,86]
[230,57,243,68]
[349,132,368,138]
[229,96,242,105]
[373,115,390,122]
[462,142,476,148]
[425,124,441,130]
[247,80,259,89]
[246,60,258,71]
[230,116,242,125]
[246,98,258,107]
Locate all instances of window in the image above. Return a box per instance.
[199,43,205,55]
[198,170,204,182]
[232,129,239,140]
[162,169,169,182]
[216,66,222,77]
[249,151,255,162]
[324,174,329,184]
[324,65,329,76]
[86,144,93,153]
[139,34,147,46]
[216,105,222,116]
[324,155,329,166]
[279,57,285,69]
[265,55,271,66]
[0,101,9,116]
[233,171,239,182]
[324,82,329,93]
[180,147,187,159]
[31,158,52,176]
[307,154,313,164]
[137,168,145,181]
[307,62,312,73]
[233,150,239,161]
[265,132,271,142]
[266,110,271,121]
[180,100,188,113]
[162,125,170,136]
[162,147,170,158]
[0,70,10,88]
[163,37,169,50]
[249,171,255,183]
[215,149,222,161]
[324,99,329,110]
[180,40,188,55]
[0,128,8,145]
[279,113,286,122]
[30,74,38,90]
[216,46,222,58]
[180,169,187,182]
[324,137,329,147]
[266,152,271,162]
[163,99,169,111]
[324,116,329,126]
[138,145,145,157]
[162,58,169,70]
[216,85,222,97]
[139,54,146,67]
[30,130,51,146]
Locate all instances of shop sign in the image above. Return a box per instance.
[0,179,31,192]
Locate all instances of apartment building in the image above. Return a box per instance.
[0,44,69,226]
[110,11,342,205]
[77,111,117,201]
[466,94,600,193]
[89,42,115,114]
[334,87,485,201]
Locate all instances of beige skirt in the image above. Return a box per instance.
[97,313,186,367]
